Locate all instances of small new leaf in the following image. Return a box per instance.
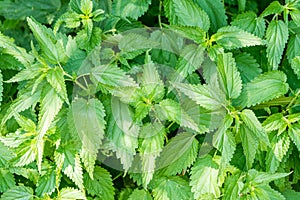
[260,1,284,18]
[27,17,67,64]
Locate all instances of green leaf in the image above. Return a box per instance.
[173,82,225,110]
[112,0,151,20]
[58,187,86,200]
[35,170,56,197]
[217,52,242,99]
[287,34,300,63]
[0,169,16,193]
[119,33,156,53]
[152,176,193,200]
[80,0,93,15]
[190,155,220,199]
[69,0,82,14]
[180,95,223,132]
[141,54,163,85]
[37,87,63,171]
[128,189,153,200]
[76,26,102,51]
[235,52,262,83]
[283,189,300,199]
[139,54,165,104]
[245,71,289,107]
[0,54,23,70]
[212,115,236,168]
[46,66,68,102]
[240,124,258,169]
[212,114,233,151]
[176,44,205,79]
[237,0,246,12]
[84,166,114,200]
[0,32,33,67]
[8,167,39,184]
[253,185,286,200]
[139,123,165,187]
[60,144,84,190]
[291,9,300,26]
[79,146,96,181]
[155,99,202,133]
[220,131,236,168]
[266,20,289,70]
[223,173,244,200]
[1,85,41,125]
[266,132,290,173]
[154,99,179,124]
[13,138,37,167]
[0,142,15,168]
[262,113,286,133]
[6,64,43,83]
[247,169,289,185]
[291,56,300,79]
[164,0,210,31]
[231,12,266,37]
[91,64,137,87]
[260,1,284,17]
[68,98,106,177]
[157,132,198,176]
[0,70,2,107]
[193,0,227,32]
[164,25,206,44]
[54,11,81,32]
[106,97,139,172]
[1,186,34,200]
[288,124,300,153]
[0,0,61,24]
[118,188,134,200]
[27,17,67,64]
[240,109,270,146]
[211,26,264,50]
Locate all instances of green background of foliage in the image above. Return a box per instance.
[0,0,300,199]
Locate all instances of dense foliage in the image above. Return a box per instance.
[0,0,300,199]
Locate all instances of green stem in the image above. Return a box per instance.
[251,96,294,109]
[113,172,123,181]
[286,90,300,110]
[158,0,163,29]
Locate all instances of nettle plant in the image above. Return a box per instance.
[0,0,300,199]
